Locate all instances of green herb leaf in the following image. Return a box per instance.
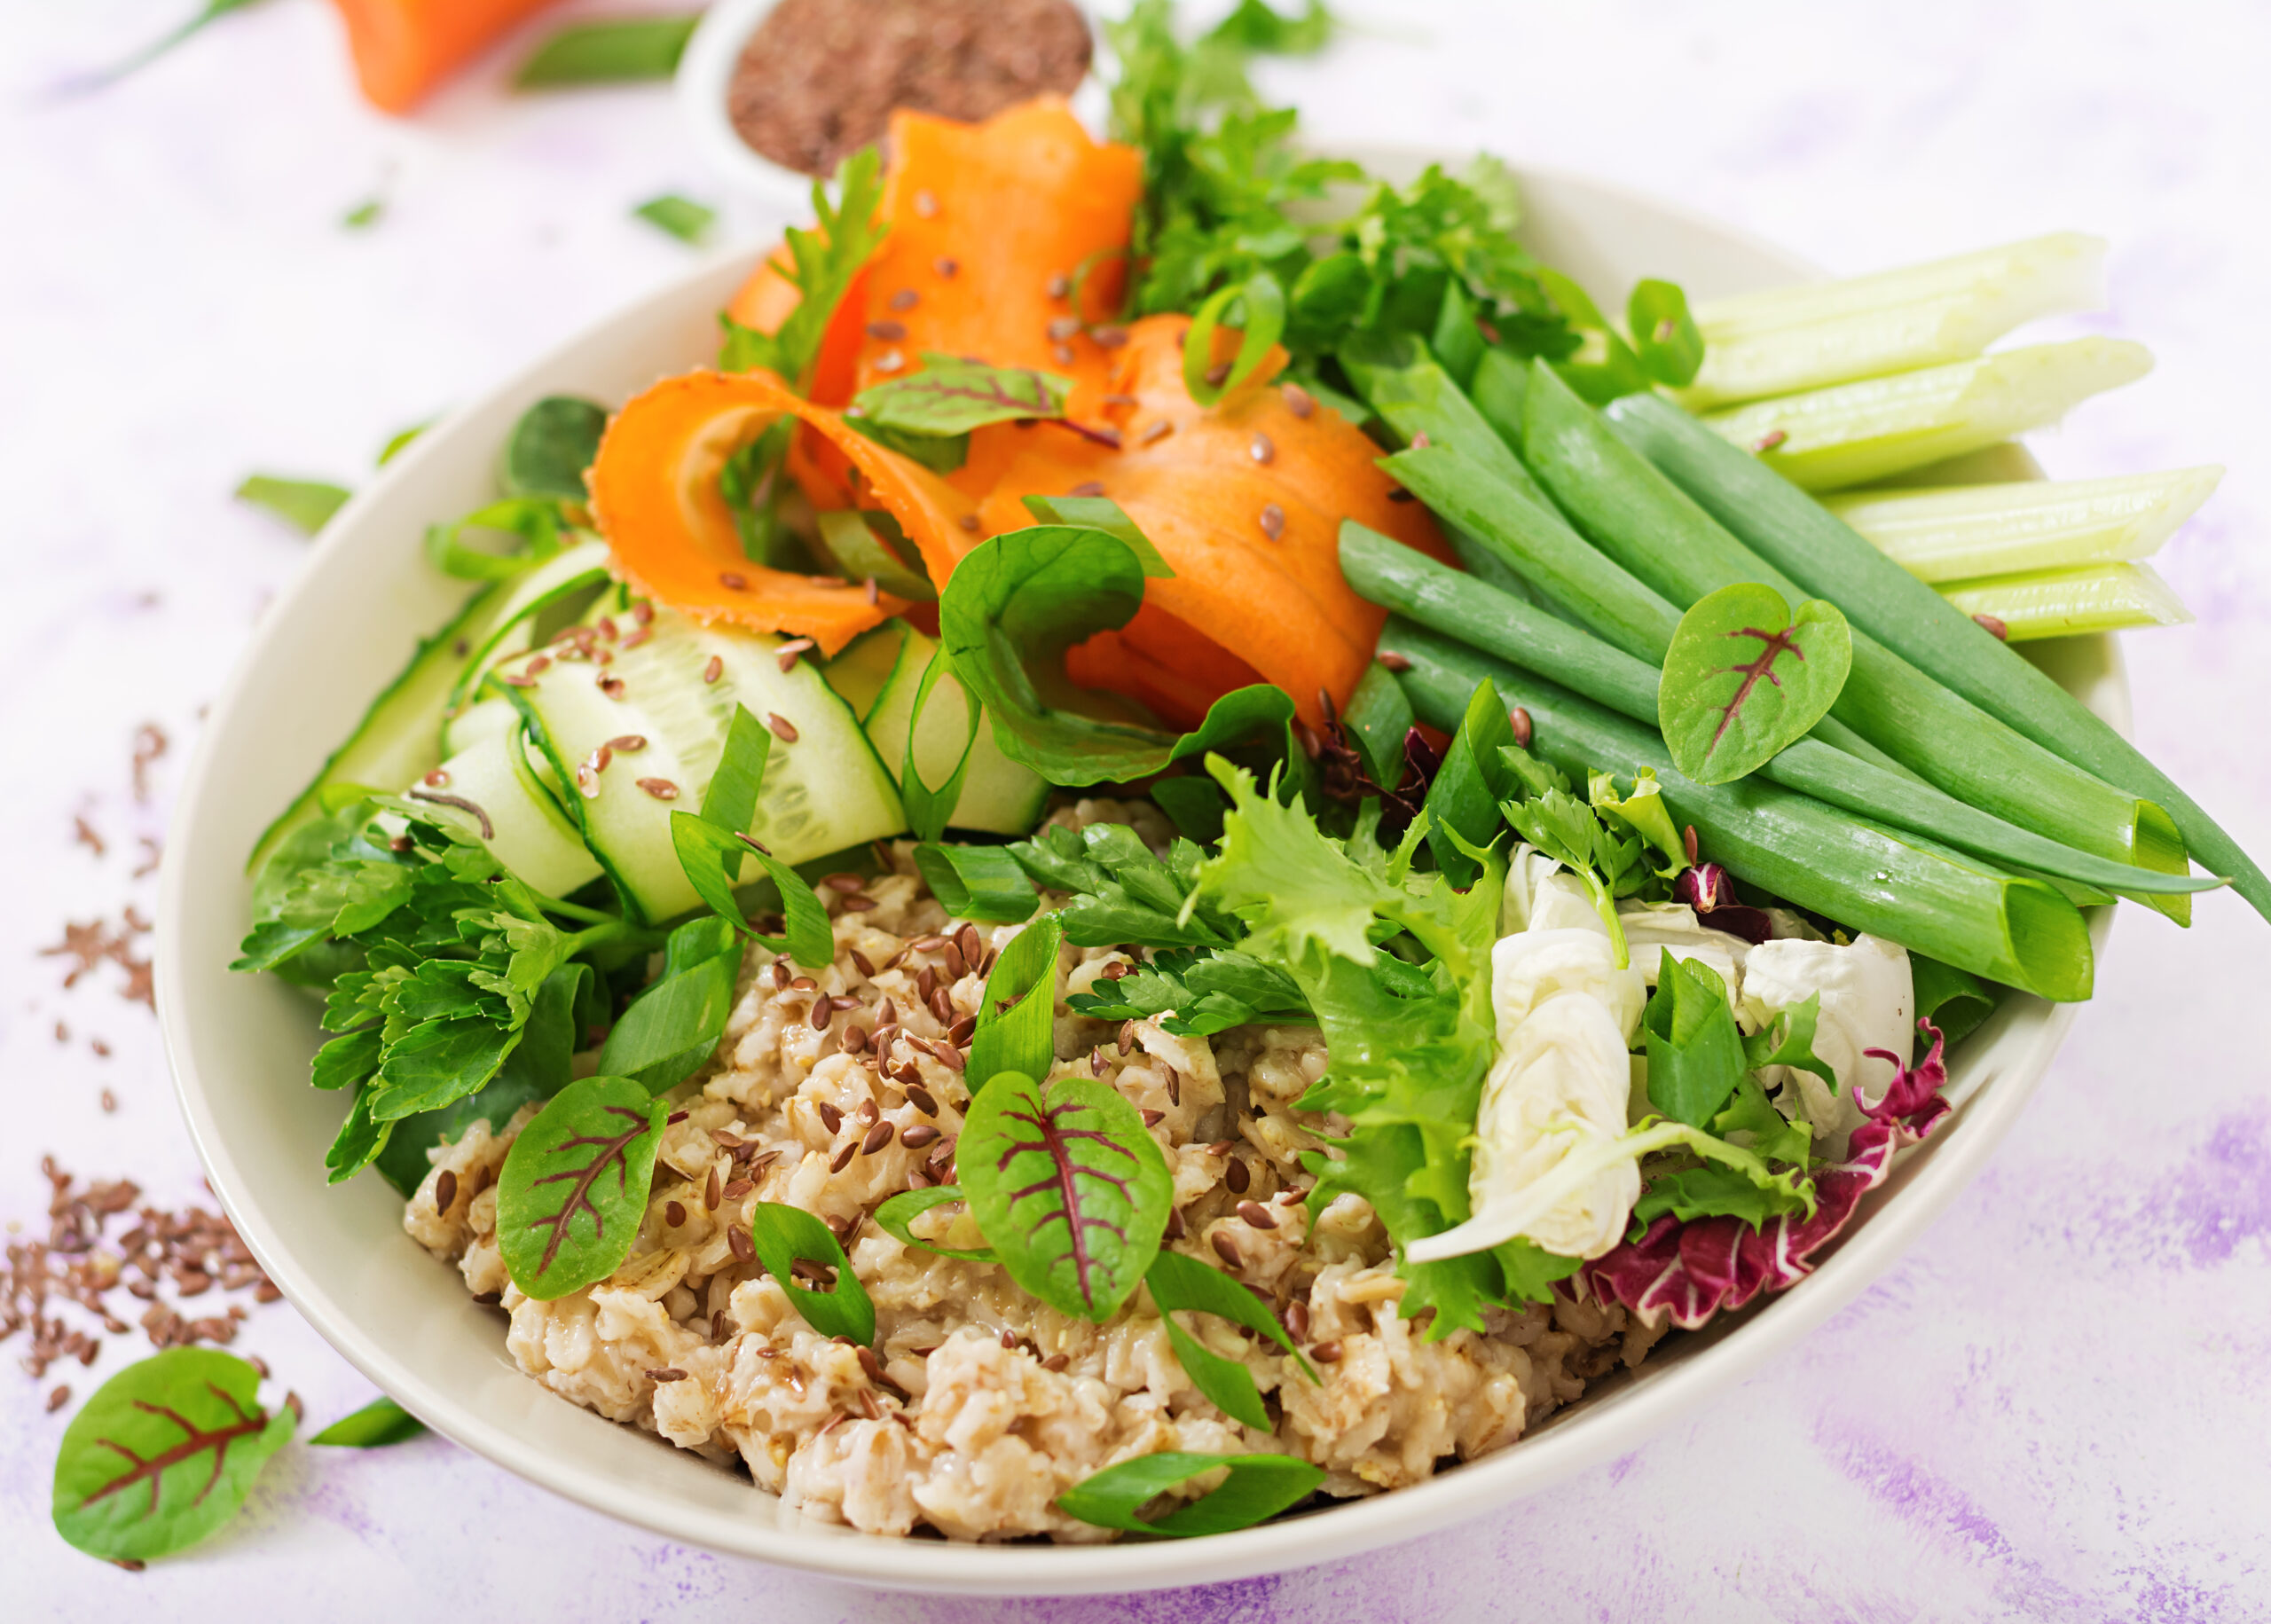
[871,1185,998,1261]
[310,1395,425,1447]
[515,14,698,87]
[1659,581,1853,785]
[746,1202,875,1344]
[1499,759,1645,958]
[701,703,774,851]
[1538,267,1652,403]
[961,1071,1173,1322]
[1065,945,1308,1035]
[814,510,937,601]
[1741,990,1838,1088]
[1010,822,1240,950]
[1015,496,1176,577]
[967,913,1064,1088]
[1421,677,1517,883]
[1709,1071,1813,1168]
[1145,1250,1316,1429]
[51,1348,295,1563]
[1057,1451,1324,1538]
[1204,0,1336,52]
[1341,660,1414,788]
[897,648,976,840]
[342,196,384,231]
[424,497,564,580]
[495,1075,666,1299]
[504,396,609,501]
[1183,271,1285,406]
[235,474,350,537]
[718,148,887,392]
[1587,768,1689,882]
[634,194,717,247]
[938,524,1299,787]
[1641,955,1748,1127]
[1628,278,1705,388]
[853,355,1073,435]
[668,812,836,967]
[377,420,431,466]
[912,844,1039,923]
[595,920,742,1095]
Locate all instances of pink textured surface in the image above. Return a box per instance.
[6,2,2269,1618]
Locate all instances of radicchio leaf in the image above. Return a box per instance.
[1581,1019,1953,1329]
[495,1074,666,1299]
[960,1071,1174,1322]
[1673,862,1774,945]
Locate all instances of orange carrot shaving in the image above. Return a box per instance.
[588,370,979,657]
[328,0,563,115]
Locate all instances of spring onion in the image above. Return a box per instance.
[1824,467,2222,583]
[1677,232,2107,410]
[1604,390,2271,922]
[1939,561,2192,642]
[1698,338,2153,491]
[1342,522,2216,900]
[1387,619,2094,1001]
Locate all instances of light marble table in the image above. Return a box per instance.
[6,2,2269,1618]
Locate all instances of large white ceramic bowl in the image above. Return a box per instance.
[156,157,2122,1596]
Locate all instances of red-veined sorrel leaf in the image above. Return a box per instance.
[852,354,1073,435]
[1659,580,1851,785]
[51,1348,295,1563]
[496,1073,665,1299]
[960,1070,1173,1322]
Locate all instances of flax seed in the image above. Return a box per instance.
[1205,360,1231,388]
[1238,1200,1277,1229]
[636,777,679,799]
[829,1140,858,1173]
[703,656,723,684]
[818,1102,844,1134]
[906,1084,938,1117]
[866,319,908,342]
[720,572,748,591]
[1753,428,1788,453]
[934,257,959,278]
[860,1121,895,1155]
[1376,650,1411,672]
[706,1168,721,1209]
[1165,1205,1187,1240]
[1285,1300,1310,1340]
[727,1227,755,1262]
[1250,432,1275,465]
[958,514,980,532]
[1226,1156,1251,1194]
[1511,706,1534,748]
[1211,1232,1242,1269]
[1258,502,1286,541]
[665,1200,687,1227]
[1311,1339,1343,1363]
[434,1170,458,1213]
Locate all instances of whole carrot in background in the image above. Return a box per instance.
[330,0,565,113]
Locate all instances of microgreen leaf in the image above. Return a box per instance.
[1588,768,1689,882]
[960,1071,1174,1322]
[51,1348,295,1564]
[1183,271,1285,406]
[1057,1451,1324,1538]
[1641,956,1748,1128]
[1145,1250,1316,1429]
[937,525,1300,787]
[912,844,1039,924]
[967,914,1064,1088]
[342,196,384,231]
[495,1075,665,1299]
[1628,279,1705,388]
[515,14,698,87]
[1709,1071,1813,1169]
[235,474,350,537]
[814,510,936,601]
[634,194,716,247]
[310,1395,425,1447]
[1659,581,1853,785]
[700,704,774,854]
[746,1202,875,1344]
[872,1186,999,1261]
[1065,946,1308,1036]
[1010,823,1240,951]
[1204,0,1336,52]
[853,355,1073,435]
[503,396,609,501]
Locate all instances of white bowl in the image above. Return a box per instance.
[156,159,2122,1595]
[677,0,1112,216]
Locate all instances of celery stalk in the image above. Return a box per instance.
[1677,232,2107,410]
[1698,339,2153,490]
[1824,467,2222,582]
[1940,562,2192,642]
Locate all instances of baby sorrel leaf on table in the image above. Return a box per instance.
[872,1186,998,1261]
[504,396,609,500]
[937,524,1300,787]
[966,913,1064,1089]
[960,1070,1174,1322]
[1144,1251,1316,1430]
[1057,1451,1325,1538]
[310,1395,425,1447]
[853,355,1073,435]
[1658,581,1853,785]
[496,1075,666,1299]
[234,474,350,537]
[51,1348,295,1564]
[746,1203,876,1344]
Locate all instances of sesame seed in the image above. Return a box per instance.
[1138,419,1173,445]
[703,655,723,684]
[635,777,680,799]
[1045,272,1070,298]
[1250,432,1275,465]
[1511,706,1534,748]
[1753,428,1789,454]
[767,712,800,743]
[888,288,918,312]
[913,190,939,217]
[1258,503,1286,540]
[1069,480,1106,498]
[1047,316,1081,341]
[608,734,648,752]
[1376,650,1412,672]
[874,349,906,373]
[867,319,908,342]
[1283,382,1316,418]
[934,256,959,278]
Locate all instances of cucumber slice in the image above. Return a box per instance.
[411,726,602,898]
[862,627,1049,836]
[504,606,906,922]
[441,695,520,757]
[446,538,614,710]
[248,581,510,872]
[821,622,911,721]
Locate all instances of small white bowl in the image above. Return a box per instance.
[677,0,1113,216]
[157,158,2121,1594]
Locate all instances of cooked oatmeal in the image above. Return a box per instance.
[404,801,1663,1540]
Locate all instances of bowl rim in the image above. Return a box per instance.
[156,160,2118,1595]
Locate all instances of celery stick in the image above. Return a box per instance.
[1513,361,2190,915]
[1678,233,2106,409]
[1606,390,2271,923]
[1824,467,2222,582]
[1699,339,2153,491]
[1387,619,2094,1001]
[1941,562,2193,641]
[1341,523,2216,898]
